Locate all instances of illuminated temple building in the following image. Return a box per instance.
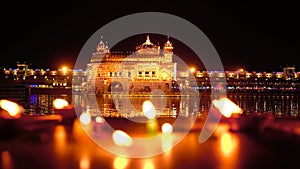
[85,35,177,94]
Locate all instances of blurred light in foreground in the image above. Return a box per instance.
[161,123,173,134]
[0,99,23,118]
[54,125,67,156]
[112,130,133,147]
[142,100,156,120]
[294,127,300,135]
[79,154,90,169]
[53,98,69,109]
[212,98,242,118]
[1,151,13,169]
[54,125,66,142]
[220,133,237,157]
[95,116,104,124]
[146,120,159,136]
[80,113,91,125]
[143,160,154,169]
[113,156,129,169]
[214,123,230,137]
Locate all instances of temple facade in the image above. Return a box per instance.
[86,35,177,95]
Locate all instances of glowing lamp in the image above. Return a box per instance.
[0,99,23,118]
[53,98,69,109]
[112,130,133,147]
[161,123,173,134]
[190,67,196,73]
[212,97,243,118]
[61,66,68,73]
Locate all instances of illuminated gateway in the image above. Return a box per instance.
[86,35,177,95]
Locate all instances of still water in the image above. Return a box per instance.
[26,92,300,117]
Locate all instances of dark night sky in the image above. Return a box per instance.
[0,0,299,71]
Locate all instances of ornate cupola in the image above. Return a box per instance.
[90,36,110,64]
[163,36,173,63]
[135,35,160,54]
[163,36,173,52]
[96,37,110,54]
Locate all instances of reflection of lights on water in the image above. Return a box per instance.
[218,131,239,169]
[142,100,156,120]
[161,123,173,134]
[143,160,154,169]
[113,156,129,169]
[53,98,69,109]
[54,125,66,139]
[143,100,159,136]
[54,125,67,156]
[80,113,91,125]
[1,151,13,169]
[214,124,230,137]
[79,154,90,169]
[0,99,23,118]
[112,130,133,147]
[146,120,159,136]
[212,98,242,118]
[161,134,173,153]
[220,133,237,157]
[95,116,104,123]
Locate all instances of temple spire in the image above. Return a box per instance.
[164,36,173,52]
[145,35,152,45]
[96,36,109,53]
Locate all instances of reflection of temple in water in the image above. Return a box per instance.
[75,92,300,118]
[85,35,177,95]
[79,95,200,118]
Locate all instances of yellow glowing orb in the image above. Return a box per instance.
[79,155,90,169]
[143,160,154,169]
[112,130,133,147]
[114,157,129,169]
[53,98,69,109]
[161,123,173,134]
[190,67,196,73]
[220,132,238,157]
[61,66,68,73]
